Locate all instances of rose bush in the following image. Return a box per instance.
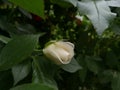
[43,41,74,65]
[0,0,120,90]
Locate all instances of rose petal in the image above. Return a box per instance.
[55,41,74,60]
[43,44,62,64]
[54,47,69,62]
[43,41,75,65]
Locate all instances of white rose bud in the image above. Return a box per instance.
[43,41,74,65]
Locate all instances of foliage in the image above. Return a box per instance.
[0,0,120,90]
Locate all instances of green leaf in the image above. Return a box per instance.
[77,55,87,82]
[0,42,5,53]
[9,0,44,18]
[106,51,119,68]
[0,34,40,71]
[0,35,11,44]
[15,23,36,34]
[109,18,120,35]
[61,58,82,73]
[79,67,87,83]
[32,56,58,90]
[77,0,116,34]
[112,72,120,90]
[35,56,58,79]
[19,8,32,19]
[98,70,113,84]
[12,61,31,85]
[85,56,101,74]
[10,83,55,90]
[0,16,7,30]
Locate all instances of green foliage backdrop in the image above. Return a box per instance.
[0,0,120,90]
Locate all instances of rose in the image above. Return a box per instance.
[43,41,74,65]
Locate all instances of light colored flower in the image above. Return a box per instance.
[43,41,74,65]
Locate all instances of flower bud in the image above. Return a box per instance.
[43,41,74,65]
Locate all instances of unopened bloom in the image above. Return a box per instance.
[43,41,74,65]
